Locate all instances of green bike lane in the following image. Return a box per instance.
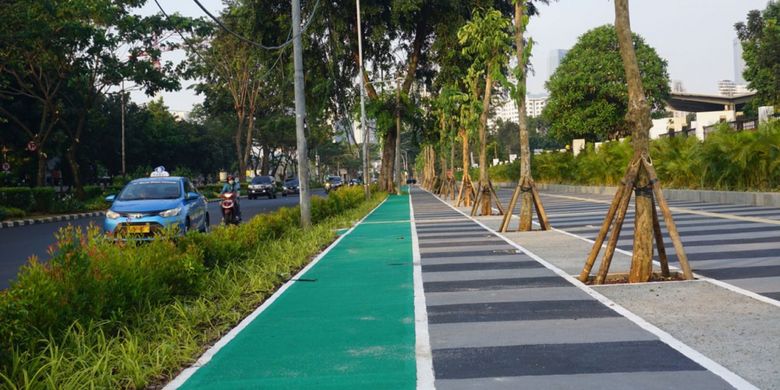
[172,194,417,389]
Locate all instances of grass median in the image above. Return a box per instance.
[0,187,386,389]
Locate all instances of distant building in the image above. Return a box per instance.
[671,80,685,93]
[490,93,549,128]
[718,80,736,97]
[171,110,190,121]
[548,49,569,78]
[733,38,747,85]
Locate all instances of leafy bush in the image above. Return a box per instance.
[0,206,26,220]
[0,187,33,211]
[531,120,780,191]
[30,187,56,213]
[83,185,104,200]
[0,186,382,385]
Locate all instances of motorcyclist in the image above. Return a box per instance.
[220,175,242,221]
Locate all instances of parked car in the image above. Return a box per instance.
[248,175,278,199]
[406,177,417,185]
[283,178,300,195]
[348,178,361,186]
[104,174,209,239]
[324,176,343,193]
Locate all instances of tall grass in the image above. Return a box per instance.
[0,187,386,389]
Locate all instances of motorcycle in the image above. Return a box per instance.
[220,192,240,225]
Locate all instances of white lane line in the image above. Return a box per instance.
[164,197,389,390]
[545,222,780,309]
[426,190,759,390]
[409,192,436,390]
[541,192,780,226]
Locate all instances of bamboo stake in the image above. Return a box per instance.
[594,167,637,284]
[529,179,551,230]
[499,183,522,231]
[578,160,640,282]
[489,181,505,215]
[642,158,693,280]
[651,194,671,277]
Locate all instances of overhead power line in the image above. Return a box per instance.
[191,0,321,51]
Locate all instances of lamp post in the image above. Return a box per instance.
[356,0,370,199]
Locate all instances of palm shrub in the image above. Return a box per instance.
[652,135,704,189]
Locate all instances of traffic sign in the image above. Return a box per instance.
[2,162,10,172]
[27,141,37,152]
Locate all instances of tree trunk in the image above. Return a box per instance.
[36,150,46,187]
[478,71,494,215]
[615,0,654,282]
[66,146,84,199]
[515,2,534,230]
[460,128,471,206]
[235,112,246,181]
[379,129,396,192]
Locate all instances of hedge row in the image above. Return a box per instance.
[0,186,380,377]
[0,185,107,216]
[469,121,780,192]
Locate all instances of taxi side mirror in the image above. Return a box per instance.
[105,195,116,202]
[185,192,200,201]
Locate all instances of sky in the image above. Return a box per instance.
[131,0,770,111]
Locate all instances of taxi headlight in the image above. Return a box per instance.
[106,210,120,219]
[159,207,182,218]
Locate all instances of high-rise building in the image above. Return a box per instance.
[489,93,549,128]
[548,49,569,78]
[718,80,736,97]
[733,38,747,85]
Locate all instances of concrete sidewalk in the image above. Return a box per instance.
[432,189,778,389]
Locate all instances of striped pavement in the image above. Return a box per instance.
[411,189,736,389]
[493,188,780,302]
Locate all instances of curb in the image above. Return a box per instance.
[0,211,106,229]
[0,196,248,230]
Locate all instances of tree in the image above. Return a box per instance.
[500,0,552,233]
[578,0,693,285]
[736,1,780,107]
[458,8,513,216]
[543,25,670,142]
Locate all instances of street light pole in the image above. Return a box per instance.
[292,0,312,228]
[121,80,126,176]
[394,75,402,195]
[356,0,370,200]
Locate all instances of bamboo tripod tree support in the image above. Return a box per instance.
[438,172,456,200]
[578,153,694,284]
[499,176,551,232]
[456,173,476,207]
[470,180,505,216]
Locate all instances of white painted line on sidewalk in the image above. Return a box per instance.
[428,190,759,390]
[546,222,780,309]
[165,197,389,390]
[409,193,436,390]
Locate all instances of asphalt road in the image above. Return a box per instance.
[0,190,325,290]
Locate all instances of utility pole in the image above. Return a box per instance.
[121,80,126,176]
[394,75,402,195]
[292,0,311,228]
[357,0,370,199]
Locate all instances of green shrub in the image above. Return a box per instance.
[30,187,56,213]
[83,185,104,200]
[0,187,33,211]
[0,206,26,220]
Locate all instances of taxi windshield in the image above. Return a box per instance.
[118,182,181,200]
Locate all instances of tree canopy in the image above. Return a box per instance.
[736,1,780,107]
[542,25,669,143]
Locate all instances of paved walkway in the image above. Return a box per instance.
[411,189,736,389]
[494,188,780,301]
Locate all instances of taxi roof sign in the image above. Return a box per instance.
[150,166,170,177]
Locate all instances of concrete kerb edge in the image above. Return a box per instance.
[0,211,106,229]
[163,195,390,390]
[423,188,759,390]
[520,183,780,208]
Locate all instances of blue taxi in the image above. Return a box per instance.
[104,171,209,238]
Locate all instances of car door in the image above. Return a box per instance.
[184,179,205,228]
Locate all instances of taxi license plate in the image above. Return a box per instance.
[126,224,150,234]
